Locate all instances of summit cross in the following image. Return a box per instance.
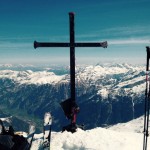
[34,12,108,132]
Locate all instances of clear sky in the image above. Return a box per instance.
[0,0,150,65]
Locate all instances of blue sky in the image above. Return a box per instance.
[0,0,150,65]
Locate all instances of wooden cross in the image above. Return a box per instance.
[34,12,107,132]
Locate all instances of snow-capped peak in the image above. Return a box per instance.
[0,70,68,85]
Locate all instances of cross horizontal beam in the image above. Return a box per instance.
[34,41,108,49]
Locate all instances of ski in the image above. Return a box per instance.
[26,124,36,150]
[43,112,52,150]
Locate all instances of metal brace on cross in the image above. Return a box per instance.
[34,12,108,132]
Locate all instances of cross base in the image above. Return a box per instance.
[62,123,77,133]
[62,123,84,133]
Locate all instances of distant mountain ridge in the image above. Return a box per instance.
[0,63,146,131]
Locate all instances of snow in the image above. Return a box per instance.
[0,116,12,124]
[108,116,148,134]
[79,65,129,81]
[132,83,145,93]
[0,64,13,67]
[0,70,67,85]
[117,76,145,88]
[97,88,108,99]
[31,116,150,150]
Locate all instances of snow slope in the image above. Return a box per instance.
[31,116,149,150]
[108,115,148,133]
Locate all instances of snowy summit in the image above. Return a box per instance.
[31,116,149,150]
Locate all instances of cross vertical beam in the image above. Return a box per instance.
[69,12,75,103]
[34,12,108,132]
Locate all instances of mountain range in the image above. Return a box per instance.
[0,63,146,132]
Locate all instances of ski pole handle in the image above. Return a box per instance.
[146,46,150,71]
